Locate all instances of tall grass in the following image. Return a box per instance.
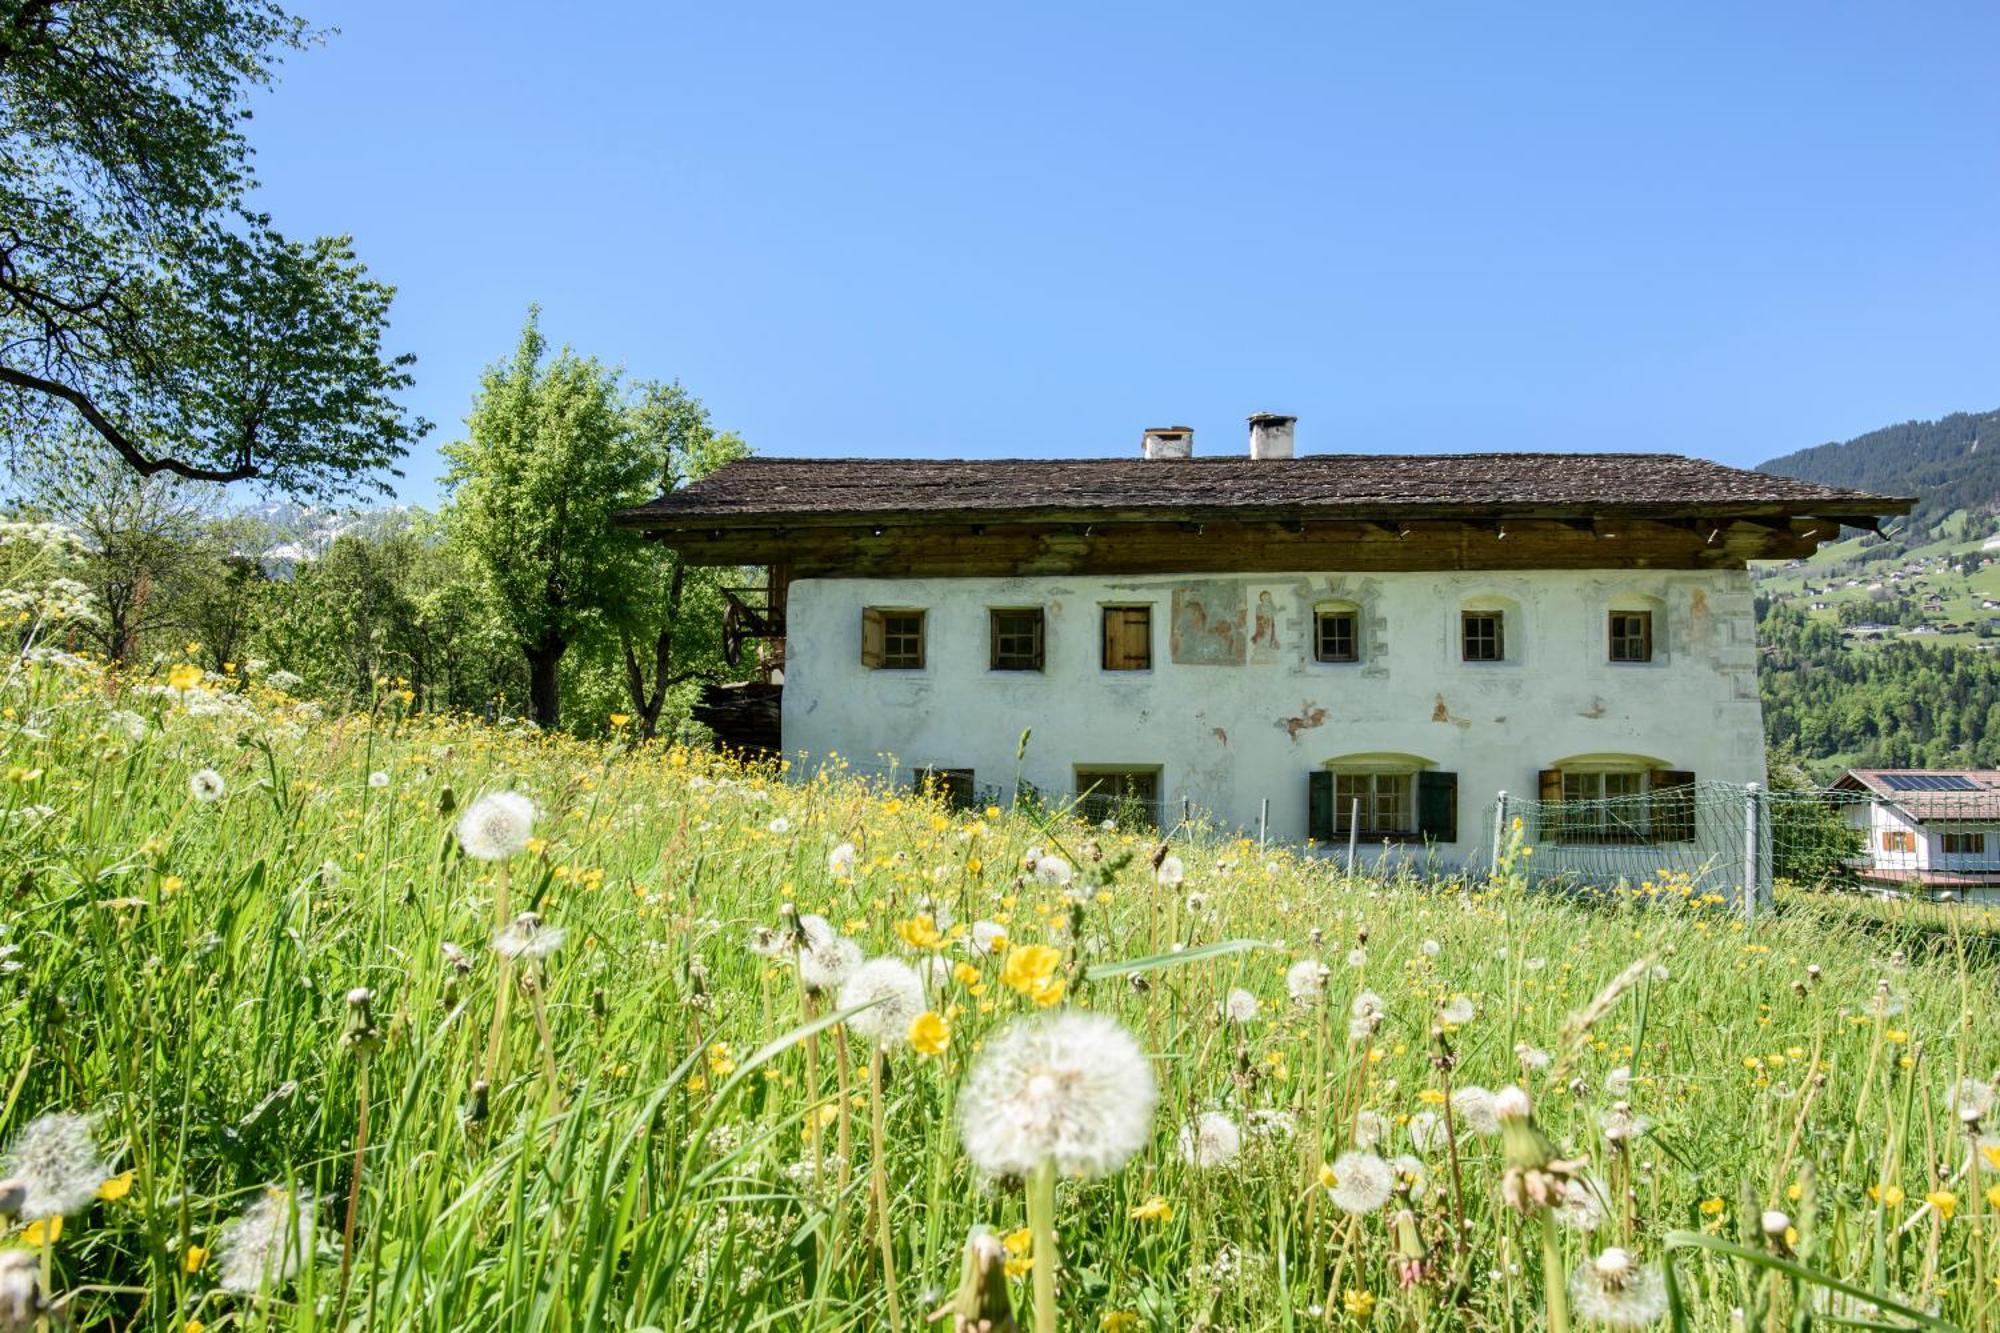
[0,655,1996,1330]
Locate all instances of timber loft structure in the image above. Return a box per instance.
[616,451,1913,579]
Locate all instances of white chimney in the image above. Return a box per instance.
[1141,425,1194,460]
[1248,413,1296,460]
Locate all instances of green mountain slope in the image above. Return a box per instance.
[1757,408,2000,534]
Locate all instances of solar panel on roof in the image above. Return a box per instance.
[1881,774,1981,792]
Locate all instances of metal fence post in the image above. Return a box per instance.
[1490,791,1509,876]
[1743,782,1761,924]
[1258,798,1269,850]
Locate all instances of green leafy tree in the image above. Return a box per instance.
[443,313,648,729]
[0,0,426,497]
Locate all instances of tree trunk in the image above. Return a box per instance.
[525,636,565,729]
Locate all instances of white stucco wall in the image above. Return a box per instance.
[779,568,1767,871]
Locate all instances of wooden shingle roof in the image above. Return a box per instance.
[617,453,1909,528]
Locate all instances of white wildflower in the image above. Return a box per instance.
[367,770,390,789]
[1605,1066,1633,1097]
[1515,1043,1552,1072]
[1032,855,1073,887]
[766,816,790,835]
[1452,1086,1501,1137]
[189,768,225,803]
[1347,989,1385,1041]
[1440,994,1476,1026]
[1222,988,1259,1024]
[493,912,566,961]
[1287,959,1329,1005]
[958,1012,1156,1179]
[1246,1109,1297,1141]
[1556,1174,1610,1231]
[1155,854,1185,887]
[827,842,857,878]
[1407,1110,1447,1153]
[969,921,1009,956]
[1945,1076,1996,1125]
[1352,1109,1390,1150]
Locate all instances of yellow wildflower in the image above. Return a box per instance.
[21,1216,60,1246]
[1129,1196,1173,1222]
[167,663,202,691]
[909,1010,950,1057]
[1000,943,1064,1005]
[1343,1290,1376,1317]
[1928,1189,1958,1221]
[97,1170,135,1201]
[184,1244,207,1273]
[893,914,944,951]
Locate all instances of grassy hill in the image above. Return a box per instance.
[2,653,1998,1329]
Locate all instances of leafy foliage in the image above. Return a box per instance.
[0,0,426,496]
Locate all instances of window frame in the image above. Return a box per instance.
[1881,829,1917,854]
[1314,608,1359,663]
[1608,610,1654,663]
[989,607,1046,672]
[1101,605,1153,672]
[1940,830,1985,856]
[1332,771,1414,836]
[1073,766,1162,829]
[878,610,925,670]
[1550,768,1651,844]
[1461,610,1505,663]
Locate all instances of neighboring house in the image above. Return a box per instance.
[1832,770,2000,899]
[618,417,1906,868]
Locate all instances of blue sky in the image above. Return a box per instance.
[246,2,2000,502]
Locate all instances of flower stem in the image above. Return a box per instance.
[868,1047,904,1333]
[1027,1159,1059,1333]
[1539,1207,1570,1333]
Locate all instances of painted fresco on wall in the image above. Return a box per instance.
[1171,581,1247,665]
[1249,587,1281,665]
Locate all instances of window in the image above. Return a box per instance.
[989,609,1045,671]
[1538,767,1695,844]
[1335,773,1411,835]
[861,608,926,670]
[1882,830,1917,854]
[1314,610,1358,663]
[911,767,977,812]
[1075,768,1160,828]
[1461,611,1504,662]
[1941,831,1985,855]
[1608,611,1653,663]
[1102,606,1152,671]
[1308,768,1457,842]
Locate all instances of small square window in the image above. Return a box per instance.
[990,609,1045,671]
[1882,830,1916,854]
[1102,606,1152,671]
[1334,772,1411,834]
[863,608,926,670]
[1609,611,1653,663]
[1075,768,1160,828]
[1315,610,1358,663]
[1461,611,1504,662]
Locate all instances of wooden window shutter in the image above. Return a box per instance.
[861,608,885,669]
[1538,768,1563,845]
[1308,770,1334,842]
[1650,770,1696,843]
[1418,771,1458,841]
[988,611,1001,670]
[1128,610,1150,667]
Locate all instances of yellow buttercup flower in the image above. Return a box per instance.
[909,1010,950,1057]
[184,1244,207,1273]
[1129,1196,1173,1222]
[1000,942,1064,1003]
[893,914,944,951]
[21,1216,61,1246]
[167,663,202,691]
[97,1170,135,1201]
[1928,1190,1958,1221]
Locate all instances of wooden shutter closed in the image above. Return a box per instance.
[1418,770,1458,841]
[1308,770,1334,842]
[1103,608,1150,669]
[861,608,885,669]
[1650,770,1696,843]
[1538,768,1563,845]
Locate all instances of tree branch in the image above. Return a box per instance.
[0,362,258,482]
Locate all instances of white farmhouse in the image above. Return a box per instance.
[1832,769,2000,900]
[620,418,1906,872]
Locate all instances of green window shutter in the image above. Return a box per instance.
[1538,768,1564,845]
[1650,770,1696,843]
[1417,770,1458,842]
[1307,770,1334,842]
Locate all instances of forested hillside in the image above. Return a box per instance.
[1757,408,2000,533]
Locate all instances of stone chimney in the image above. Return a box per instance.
[1248,413,1296,460]
[1141,426,1194,460]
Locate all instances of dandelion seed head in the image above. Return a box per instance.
[1287,958,1330,1005]
[827,842,857,878]
[1494,1085,1532,1123]
[969,921,1009,956]
[457,791,536,861]
[1570,1247,1668,1328]
[1605,1066,1633,1097]
[215,1188,316,1294]
[1326,1150,1394,1214]
[958,1011,1156,1179]
[1407,1110,1446,1153]
[1155,855,1185,887]
[0,1112,109,1220]
[367,770,389,789]
[1946,1076,1995,1124]
[837,957,927,1045]
[1179,1112,1243,1169]
[1222,988,1259,1023]
[1555,1175,1609,1231]
[494,912,566,961]
[1452,1086,1500,1137]
[1352,1109,1389,1150]
[798,929,862,995]
[1440,994,1476,1026]
[1515,1043,1551,1072]
[1032,855,1073,887]
[189,768,225,803]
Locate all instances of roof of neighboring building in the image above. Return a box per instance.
[1834,769,2000,822]
[617,453,1912,528]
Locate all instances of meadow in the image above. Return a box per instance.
[1,653,1997,1331]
